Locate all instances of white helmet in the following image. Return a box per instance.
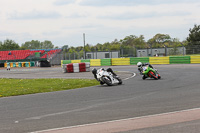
[137,62,142,67]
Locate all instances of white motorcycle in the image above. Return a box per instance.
[96,68,122,86]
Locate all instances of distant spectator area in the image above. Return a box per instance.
[0,49,62,61]
[40,49,62,58]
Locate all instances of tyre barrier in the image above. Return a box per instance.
[62,62,90,73]
[149,57,170,64]
[62,55,200,67]
[4,61,35,68]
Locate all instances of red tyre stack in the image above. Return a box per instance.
[63,62,90,73]
[79,63,86,72]
[67,63,74,73]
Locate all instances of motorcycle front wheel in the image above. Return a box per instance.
[102,76,113,86]
[116,77,122,84]
[149,71,158,80]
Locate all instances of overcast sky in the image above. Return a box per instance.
[0,0,200,48]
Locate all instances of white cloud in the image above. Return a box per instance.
[0,0,200,47]
[53,0,77,5]
[9,10,61,20]
[79,0,200,6]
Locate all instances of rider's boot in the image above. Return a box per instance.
[100,81,104,85]
[142,75,147,80]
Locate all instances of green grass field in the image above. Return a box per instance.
[0,78,99,97]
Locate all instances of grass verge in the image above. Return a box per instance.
[0,78,99,97]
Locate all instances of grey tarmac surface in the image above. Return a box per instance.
[0,66,132,79]
[0,64,200,133]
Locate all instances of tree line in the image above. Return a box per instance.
[63,24,200,54]
[0,24,199,54]
[0,40,56,51]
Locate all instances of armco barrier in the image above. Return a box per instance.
[190,56,200,64]
[61,60,63,67]
[63,60,71,64]
[81,59,90,63]
[90,59,101,66]
[150,57,170,64]
[101,59,111,66]
[169,56,190,64]
[130,57,149,65]
[62,55,200,67]
[71,60,81,63]
[112,58,130,65]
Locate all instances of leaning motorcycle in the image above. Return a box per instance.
[96,69,122,86]
[141,66,161,80]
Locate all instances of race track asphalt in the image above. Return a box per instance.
[0,64,200,133]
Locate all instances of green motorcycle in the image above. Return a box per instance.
[141,66,161,80]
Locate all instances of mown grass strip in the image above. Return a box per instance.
[0,78,99,97]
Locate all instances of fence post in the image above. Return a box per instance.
[181,43,185,56]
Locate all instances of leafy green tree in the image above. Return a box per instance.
[96,43,103,51]
[90,46,96,52]
[187,24,200,45]
[62,45,69,52]
[68,46,75,53]
[181,40,188,46]
[120,35,147,48]
[134,35,147,48]
[110,43,120,51]
[21,40,41,49]
[1,39,20,50]
[41,40,54,49]
[0,41,2,50]
[75,46,84,52]
[147,34,171,48]
[84,44,91,52]
[120,35,136,46]
[110,39,121,50]
[102,42,111,51]
[21,40,54,49]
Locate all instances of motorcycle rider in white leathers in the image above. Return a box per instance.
[92,68,118,85]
